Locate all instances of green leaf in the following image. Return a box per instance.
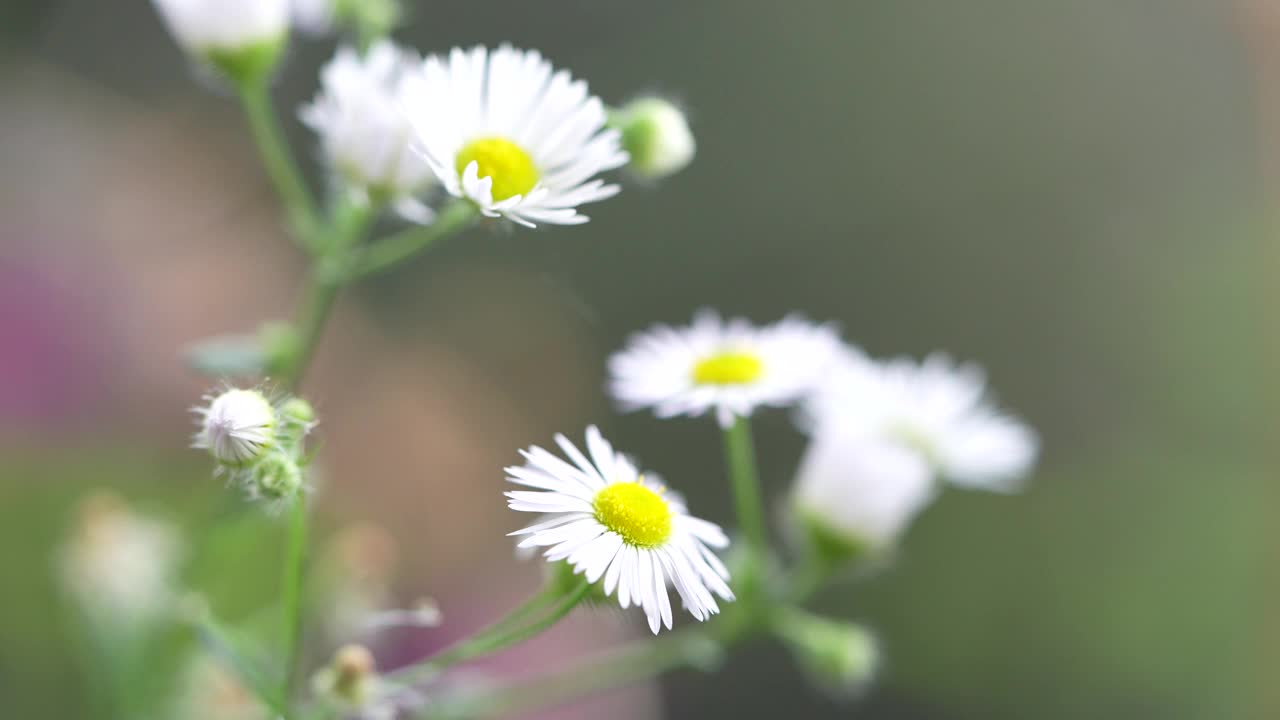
[185,335,268,378]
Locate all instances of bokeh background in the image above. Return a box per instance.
[1,1,1275,718]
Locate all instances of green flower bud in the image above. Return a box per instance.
[250,451,303,502]
[312,644,377,708]
[774,609,878,694]
[612,97,696,180]
[278,396,317,453]
[205,36,288,86]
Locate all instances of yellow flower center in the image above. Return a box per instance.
[692,351,764,386]
[455,136,539,201]
[593,481,673,548]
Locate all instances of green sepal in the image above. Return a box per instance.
[205,35,287,86]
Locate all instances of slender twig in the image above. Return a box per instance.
[236,80,320,248]
[389,579,592,688]
[440,631,719,719]
[722,417,769,567]
[280,498,310,705]
[354,199,479,277]
[194,613,290,717]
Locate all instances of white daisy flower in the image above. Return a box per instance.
[289,0,335,35]
[301,41,435,215]
[152,0,289,56]
[58,493,183,628]
[401,45,629,227]
[608,310,843,428]
[792,427,936,555]
[803,351,1039,491]
[506,426,734,633]
[192,387,278,466]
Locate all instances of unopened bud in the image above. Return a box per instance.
[151,0,290,83]
[278,397,317,451]
[193,388,278,467]
[613,97,695,180]
[250,451,303,501]
[774,609,878,694]
[313,644,377,708]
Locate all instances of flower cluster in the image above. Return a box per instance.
[125,1,1046,715]
[607,311,1038,558]
[191,387,315,508]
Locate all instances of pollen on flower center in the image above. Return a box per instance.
[593,481,672,548]
[455,136,539,201]
[692,351,764,386]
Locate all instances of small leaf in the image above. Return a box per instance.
[185,335,268,378]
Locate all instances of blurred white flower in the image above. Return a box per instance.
[402,45,629,226]
[614,97,696,179]
[152,0,288,56]
[803,351,1039,491]
[58,493,183,628]
[301,41,436,214]
[507,426,734,633]
[609,310,842,428]
[192,387,278,466]
[290,0,335,35]
[792,426,935,555]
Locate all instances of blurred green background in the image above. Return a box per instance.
[1,1,1274,718]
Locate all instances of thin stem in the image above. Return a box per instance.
[237,79,320,246]
[434,631,717,719]
[280,497,309,705]
[785,552,835,604]
[283,198,376,391]
[722,416,768,563]
[355,199,479,277]
[284,270,342,391]
[194,612,290,718]
[390,579,592,687]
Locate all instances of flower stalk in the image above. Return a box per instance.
[722,417,768,581]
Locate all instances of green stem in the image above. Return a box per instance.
[283,199,376,391]
[355,199,479,277]
[236,80,320,247]
[194,612,290,717]
[786,552,835,604]
[283,270,342,391]
[432,631,718,719]
[390,579,592,687]
[281,496,309,706]
[723,417,768,566]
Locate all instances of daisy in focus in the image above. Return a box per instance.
[506,426,734,633]
[609,310,843,428]
[402,45,628,227]
[802,351,1039,491]
[301,41,435,217]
